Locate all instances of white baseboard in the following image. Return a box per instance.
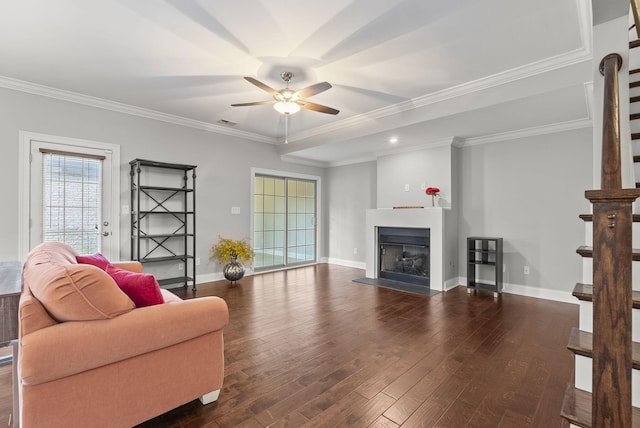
[444,277,464,291]
[501,282,576,304]
[326,257,366,270]
[195,267,576,305]
[432,277,577,304]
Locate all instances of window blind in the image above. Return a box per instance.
[41,151,103,254]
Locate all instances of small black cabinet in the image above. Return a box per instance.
[130,159,196,290]
[467,237,503,297]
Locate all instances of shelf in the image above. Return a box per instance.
[467,237,503,294]
[467,281,500,291]
[468,260,496,266]
[158,276,194,287]
[139,255,194,263]
[139,185,194,192]
[132,158,197,170]
[137,234,194,239]
[131,159,197,291]
[138,211,194,215]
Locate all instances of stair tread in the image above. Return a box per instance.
[633,133,640,140]
[635,155,640,163]
[577,245,640,261]
[631,81,640,89]
[632,113,640,120]
[567,327,640,369]
[631,40,640,49]
[580,214,640,222]
[632,68,640,75]
[572,283,640,309]
[560,384,640,427]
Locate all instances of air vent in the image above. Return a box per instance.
[217,119,237,127]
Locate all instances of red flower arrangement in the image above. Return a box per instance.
[425,187,440,206]
[425,187,440,196]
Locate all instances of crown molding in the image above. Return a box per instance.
[0,75,278,144]
[279,154,330,168]
[287,47,592,143]
[575,0,593,55]
[327,154,377,168]
[0,31,592,150]
[374,137,459,159]
[459,118,592,147]
[287,119,592,166]
[584,81,594,119]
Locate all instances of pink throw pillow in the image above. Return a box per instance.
[106,265,164,308]
[76,253,112,270]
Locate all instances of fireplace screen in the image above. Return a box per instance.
[378,227,430,286]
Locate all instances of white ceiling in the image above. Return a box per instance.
[0,0,593,166]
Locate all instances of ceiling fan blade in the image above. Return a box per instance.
[244,77,279,96]
[231,100,276,107]
[298,100,339,115]
[296,82,332,98]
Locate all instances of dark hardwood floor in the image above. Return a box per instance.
[0,264,577,427]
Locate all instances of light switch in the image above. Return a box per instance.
[404,184,410,191]
[231,207,241,214]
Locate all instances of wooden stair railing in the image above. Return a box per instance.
[633,0,640,40]
[587,52,638,427]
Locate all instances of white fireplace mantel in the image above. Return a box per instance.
[366,208,445,291]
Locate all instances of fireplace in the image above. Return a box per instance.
[378,227,430,286]
[366,208,446,291]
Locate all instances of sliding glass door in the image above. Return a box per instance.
[253,174,316,270]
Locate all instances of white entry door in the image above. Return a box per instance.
[22,133,120,260]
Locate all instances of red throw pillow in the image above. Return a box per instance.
[76,253,112,271]
[105,265,164,308]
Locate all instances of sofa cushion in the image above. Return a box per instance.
[106,265,164,307]
[24,241,77,269]
[76,253,111,270]
[24,242,135,322]
[29,264,135,321]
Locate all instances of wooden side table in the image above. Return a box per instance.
[0,261,22,366]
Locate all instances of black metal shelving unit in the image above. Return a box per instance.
[130,159,197,290]
[466,236,503,297]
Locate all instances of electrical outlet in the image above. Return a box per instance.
[178,263,184,271]
[353,247,358,255]
[503,263,506,273]
[196,258,200,266]
[122,205,130,215]
[404,184,410,192]
[524,266,530,275]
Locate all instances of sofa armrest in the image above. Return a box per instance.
[20,296,228,386]
[111,261,143,273]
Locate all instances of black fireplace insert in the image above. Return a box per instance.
[378,227,430,286]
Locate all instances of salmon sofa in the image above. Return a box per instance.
[16,242,229,428]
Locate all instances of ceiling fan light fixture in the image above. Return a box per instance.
[274,101,301,115]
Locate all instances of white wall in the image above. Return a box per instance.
[376,144,454,209]
[1,85,594,299]
[326,161,376,266]
[458,127,593,296]
[0,87,326,278]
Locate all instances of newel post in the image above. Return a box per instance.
[599,53,623,190]
[590,53,635,428]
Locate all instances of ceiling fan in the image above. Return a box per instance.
[231,71,339,116]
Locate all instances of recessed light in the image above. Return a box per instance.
[389,137,398,144]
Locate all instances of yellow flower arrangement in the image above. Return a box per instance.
[210,236,255,265]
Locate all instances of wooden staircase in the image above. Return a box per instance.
[559,48,640,426]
